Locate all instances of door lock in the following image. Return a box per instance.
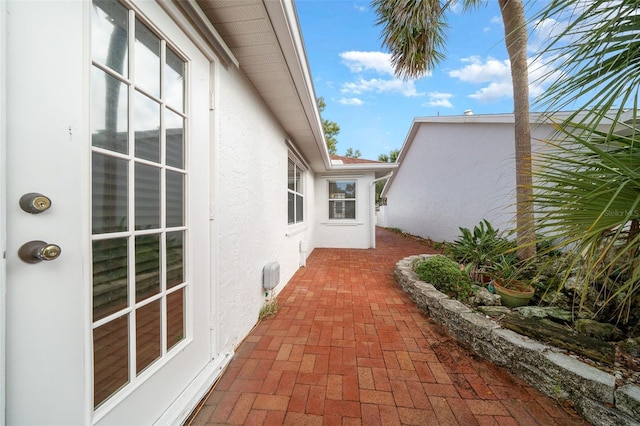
[18,240,62,263]
[19,193,52,214]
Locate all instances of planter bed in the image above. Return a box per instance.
[396,254,640,426]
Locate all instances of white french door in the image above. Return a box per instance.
[5,1,212,424]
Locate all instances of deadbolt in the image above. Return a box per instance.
[19,193,52,214]
[18,240,62,263]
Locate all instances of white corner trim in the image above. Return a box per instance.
[154,351,234,426]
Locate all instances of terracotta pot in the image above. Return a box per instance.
[476,272,492,284]
[492,279,535,308]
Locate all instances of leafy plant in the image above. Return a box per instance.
[530,0,640,324]
[489,255,527,289]
[415,255,473,301]
[445,219,514,282]
[532,120,640,323]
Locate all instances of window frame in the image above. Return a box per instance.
[328,179,357,220]
[287,154,306,226]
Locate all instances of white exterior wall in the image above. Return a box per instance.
[385,121,551,242]
[215,64,316,352]
[313,173,375,248]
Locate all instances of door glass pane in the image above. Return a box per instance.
[92,68,128,153]
[93,238,128,321]
[94,315,129,408]
[166,110,184,169]
[135,163,160,230]
[166,231,184,288]
[134,91,160,162]
[92,153,128,234]
[92,0,128,77]
[167,288,185,350]
[134,19,160,98]
[165,48,184,112]
[166,171,184,227]
[136,300,161,374]
[135,234,160,302]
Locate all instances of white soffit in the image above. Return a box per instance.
[196,0,329,171]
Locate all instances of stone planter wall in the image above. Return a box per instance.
[396,254,640,426]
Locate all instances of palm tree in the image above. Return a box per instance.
[372,0,536,259]
[529,0,640,322]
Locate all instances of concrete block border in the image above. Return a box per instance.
[395,254,640,426]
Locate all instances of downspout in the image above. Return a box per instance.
[369,172,393,249]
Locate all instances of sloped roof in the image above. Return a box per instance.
[330,155,384,165]
[183,0,397,178]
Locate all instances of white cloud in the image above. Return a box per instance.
[468,82,513,103]
[338,97,364,106]
[490,15,502,25]
[449,56,511,84]
[340,51,395,75]
[341,78,423,97]
[423,92,454,108]
[449,55,559,103]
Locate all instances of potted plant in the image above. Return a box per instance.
[489,255,535,308]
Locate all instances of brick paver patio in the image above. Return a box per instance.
[188,227,587,425]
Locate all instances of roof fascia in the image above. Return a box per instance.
[328,162,398,179]
[262,0,332,171]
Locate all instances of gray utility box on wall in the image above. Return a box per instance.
[263,262,280,290]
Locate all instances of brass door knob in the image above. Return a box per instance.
[18,240,62,263]
[19,193,52,214]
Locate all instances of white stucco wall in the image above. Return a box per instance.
[215,64,316,353]
[385,121,551,242]
[313,173,376,249]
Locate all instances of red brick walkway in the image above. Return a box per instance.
[189,227,587,425]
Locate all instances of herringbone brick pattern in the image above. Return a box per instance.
[189,228,588,425]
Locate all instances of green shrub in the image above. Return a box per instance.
[414,255,473,301]
[444,219,515,283]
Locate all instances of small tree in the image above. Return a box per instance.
[317,97,340,155]
[376,149,399,202]
[344,148,362,158]
[378,149,399,163]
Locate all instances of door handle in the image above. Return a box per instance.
[19,193,52,214]
[18,240,62,263]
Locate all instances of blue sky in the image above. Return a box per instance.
[295,0,557,160]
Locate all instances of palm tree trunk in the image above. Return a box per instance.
[498,0,536,259]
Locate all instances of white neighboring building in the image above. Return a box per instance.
[0,1,395,424]
[381,113,556,242]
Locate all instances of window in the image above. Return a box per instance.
[329,180,356,219]
[288,158,304,224]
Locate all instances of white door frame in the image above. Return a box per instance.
[0,0,8,423]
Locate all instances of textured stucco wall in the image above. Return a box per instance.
[215,65,316,354]
[313,173,376,249]
[385,121,551,242]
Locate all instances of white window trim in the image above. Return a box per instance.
[328,179,357,221]
[287,152,306,227]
